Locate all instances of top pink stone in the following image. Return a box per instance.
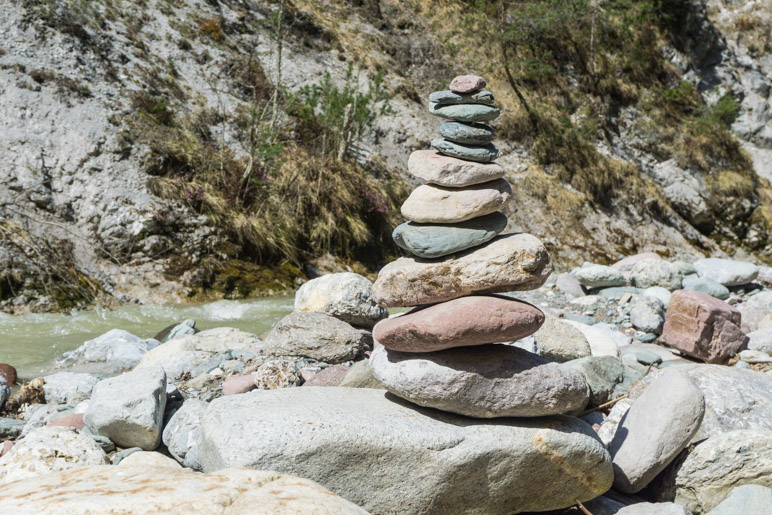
[449,75,486,94]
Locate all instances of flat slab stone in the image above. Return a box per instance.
[694,258,759,286]
[431,138,499,162]
[401,178,511,223]
[430,102,501,123]
[662,289,745,364]
[449,74,486,93]
[430,90,494,105]
[373,295,544,352]
[392,212,507,258]
[373,233,552,307]
[408,149,505,187]
[440,121,495,144]
[198,387,613,514]
[370,344,589,417]
[0,465,367,514]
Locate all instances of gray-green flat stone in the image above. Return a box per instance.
[429,102,501,123]
[392,212,508,259]
[429,90,495,105]
[440,122,494,144]
[431,138,499,163]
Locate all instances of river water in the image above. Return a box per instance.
[0,296,295,378]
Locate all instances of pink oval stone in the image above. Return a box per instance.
[449,75,486,94]
[0,364,17,386]
[222,374,257,396]
[48,413,85,430]
[373,295,544,352]
[303,365,349,387]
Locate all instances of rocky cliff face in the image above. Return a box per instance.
[1,0,770,312]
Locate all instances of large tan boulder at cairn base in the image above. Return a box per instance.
[373,233,552,307]
[0,466,368,514]
[662,289,746,363]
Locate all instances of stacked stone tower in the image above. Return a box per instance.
[370,75,589,418]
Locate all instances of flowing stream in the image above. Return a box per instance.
[0,296,295,378]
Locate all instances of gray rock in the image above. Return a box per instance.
[163,399,208,470]
[339,359,384,389]
[595,323,633,348]
[746,327,772,354]
[598,286,643,299]
[429,90,495,105]
[695,258,759,287]
[407,150,505,187]
[0,426,108,484]
[0,418,24,439]
[629,259,684,290]
[137,327,262,378]
[51,329,160,374]
[262,311,367,364]
[0,379,8,409]
[42,372,98,404]
[198,387,613,514]
[574,265,627,288]
[739,349,772,363]
[556,272,586,298]
[599,365,772,445]
[650,160,711,227]
[582,496,627,514]
[682,274,730,300]
[610,369,705,493]
[294,272,387,328]
[431,138,499,163]
[669,430,772,513]
[159,319,198,342]
[708,484,772,515]
[565,356,645,407]
[84,365,167,450]
[392,212,507,259]
[429,102,501,122]
[20,405,56,438]
[617,502,691,514]
[532,315,592,362]
[439,121,495,144]
[629,295,665,334]
[643,286,672,307]
[620,345,666,365]
[739,291,772,331]
[369,344,589,417]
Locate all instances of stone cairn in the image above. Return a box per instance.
[369,75,590,418]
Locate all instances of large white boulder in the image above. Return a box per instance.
[294,272,387,328]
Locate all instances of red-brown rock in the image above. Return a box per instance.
[302,365,349,387]
[662,289,746,364]
[222,374,257,396]
[373,295,545,353]
[0,364,17,386]
[48,413,86,430]
[449,75,486,94]
[1,441,14,457]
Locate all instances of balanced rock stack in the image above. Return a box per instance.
[370,75,589,418]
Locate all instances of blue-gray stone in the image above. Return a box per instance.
[682,274,730,300]
[440,122,495,144]
[429,102,501,123]
[429,90,495,105]
[392,212,507,259]
[563,313,597,325]
[0,417,25,438]
[431,138,499,163]
[597,287,643,299]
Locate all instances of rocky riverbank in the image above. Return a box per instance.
[1,250,771,513]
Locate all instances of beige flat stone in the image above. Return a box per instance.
[401,178,511,223]
[373,233,552,307]
[407,150,505,187]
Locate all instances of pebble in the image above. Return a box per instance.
[370,344,589,417]
[449,74,486,93]
[429,90,494,105]
[373,295,544,352]
[407,149,505,187]
[431,138,499,162]
[643,286,672,307]
[439,121,495,144]
[392,211,507,258]
[694,257,759,286]
[662,289,745,364]
[429,102,501,123]
[401,179,511,223]
[574,264,627,288]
